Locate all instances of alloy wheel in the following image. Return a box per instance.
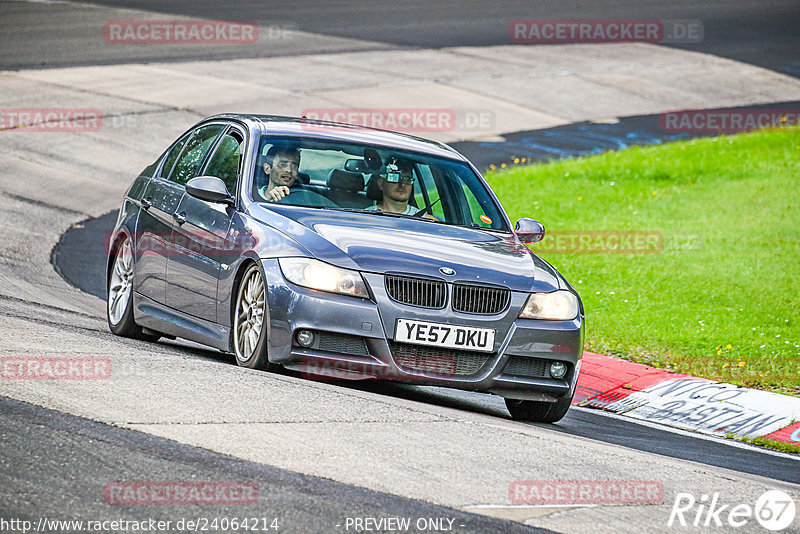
[108,238,133,326]
[235,267,265,363]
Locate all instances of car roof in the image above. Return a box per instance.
[207,113,467,162]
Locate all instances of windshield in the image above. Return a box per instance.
[252,136,509,231]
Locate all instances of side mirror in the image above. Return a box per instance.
[344,159,368,173]
[186,176,235,206]
[515,218,545,243]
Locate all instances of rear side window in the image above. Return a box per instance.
[204,129,244,193]
[166,124,225,185]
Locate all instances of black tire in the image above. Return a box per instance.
[505,394,573,423]
[107,236,161,342]
[232,263,278,371]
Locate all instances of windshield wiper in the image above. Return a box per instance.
[329,207,437,221]
[330,208,514,232]
[467,224,511,234]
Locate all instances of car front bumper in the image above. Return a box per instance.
[262,259,584,400]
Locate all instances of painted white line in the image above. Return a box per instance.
[464,504,598,509]
[0,0,77,3]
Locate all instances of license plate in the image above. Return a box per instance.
[395,319,495,352]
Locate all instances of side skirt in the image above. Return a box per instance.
[133,292,231,353]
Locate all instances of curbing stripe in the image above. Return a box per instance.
[763,421,800,446]
[575,352,800,446]
[574,352,692,404]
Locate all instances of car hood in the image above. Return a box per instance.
[250,205,562,292]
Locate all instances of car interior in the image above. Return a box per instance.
[252,147,421,212]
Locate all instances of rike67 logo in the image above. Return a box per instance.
[668,490,796,531]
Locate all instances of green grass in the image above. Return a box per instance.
[725,433,800,455]
[486,130,800,394]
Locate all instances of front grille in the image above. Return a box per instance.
[503,356,551,378]
[452,284,510,315]
[389,341,491,376]
[315,332,370,356]
[385,274,446,309]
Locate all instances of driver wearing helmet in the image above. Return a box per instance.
[368,157,436,219]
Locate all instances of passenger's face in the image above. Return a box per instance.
[265,153,300,188]
[382,170,414,202]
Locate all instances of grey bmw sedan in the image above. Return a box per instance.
[107,114,584,422]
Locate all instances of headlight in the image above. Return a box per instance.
[519,291,579,320]
[278,258,368,298]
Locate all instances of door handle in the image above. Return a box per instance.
[173,212,186,225]
[140,197,152,210]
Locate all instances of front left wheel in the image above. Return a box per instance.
[505,394,573,423]
[107,236,160,342]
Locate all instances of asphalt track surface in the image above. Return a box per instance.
[3,1,800,532]
[2,0,799,77]
[0,395,550,533]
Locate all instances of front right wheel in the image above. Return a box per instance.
[233,263,275,371]
[505,394,573,423]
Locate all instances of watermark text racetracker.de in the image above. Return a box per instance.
[509,480,664,506]
[300,355,457,381]
[0,109,143,132]
[301,108,495,133]
[532,230,664,254]
[1,356,112,380]
[108,231,259,258]
[510,19,703,44]
[660,109,800,133]
[104,481,259,505]
[104,20,259,44]
[0,108,102,132]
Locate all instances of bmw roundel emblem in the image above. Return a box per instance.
[439,267,456,276]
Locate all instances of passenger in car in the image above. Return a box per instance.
[259,144,301,202]
[367,158,436,219]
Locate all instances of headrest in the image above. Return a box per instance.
[366,173,383,201]
[327,169,364,192]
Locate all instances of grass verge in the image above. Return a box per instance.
[725,433,800,455]
[486,130,800,393]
